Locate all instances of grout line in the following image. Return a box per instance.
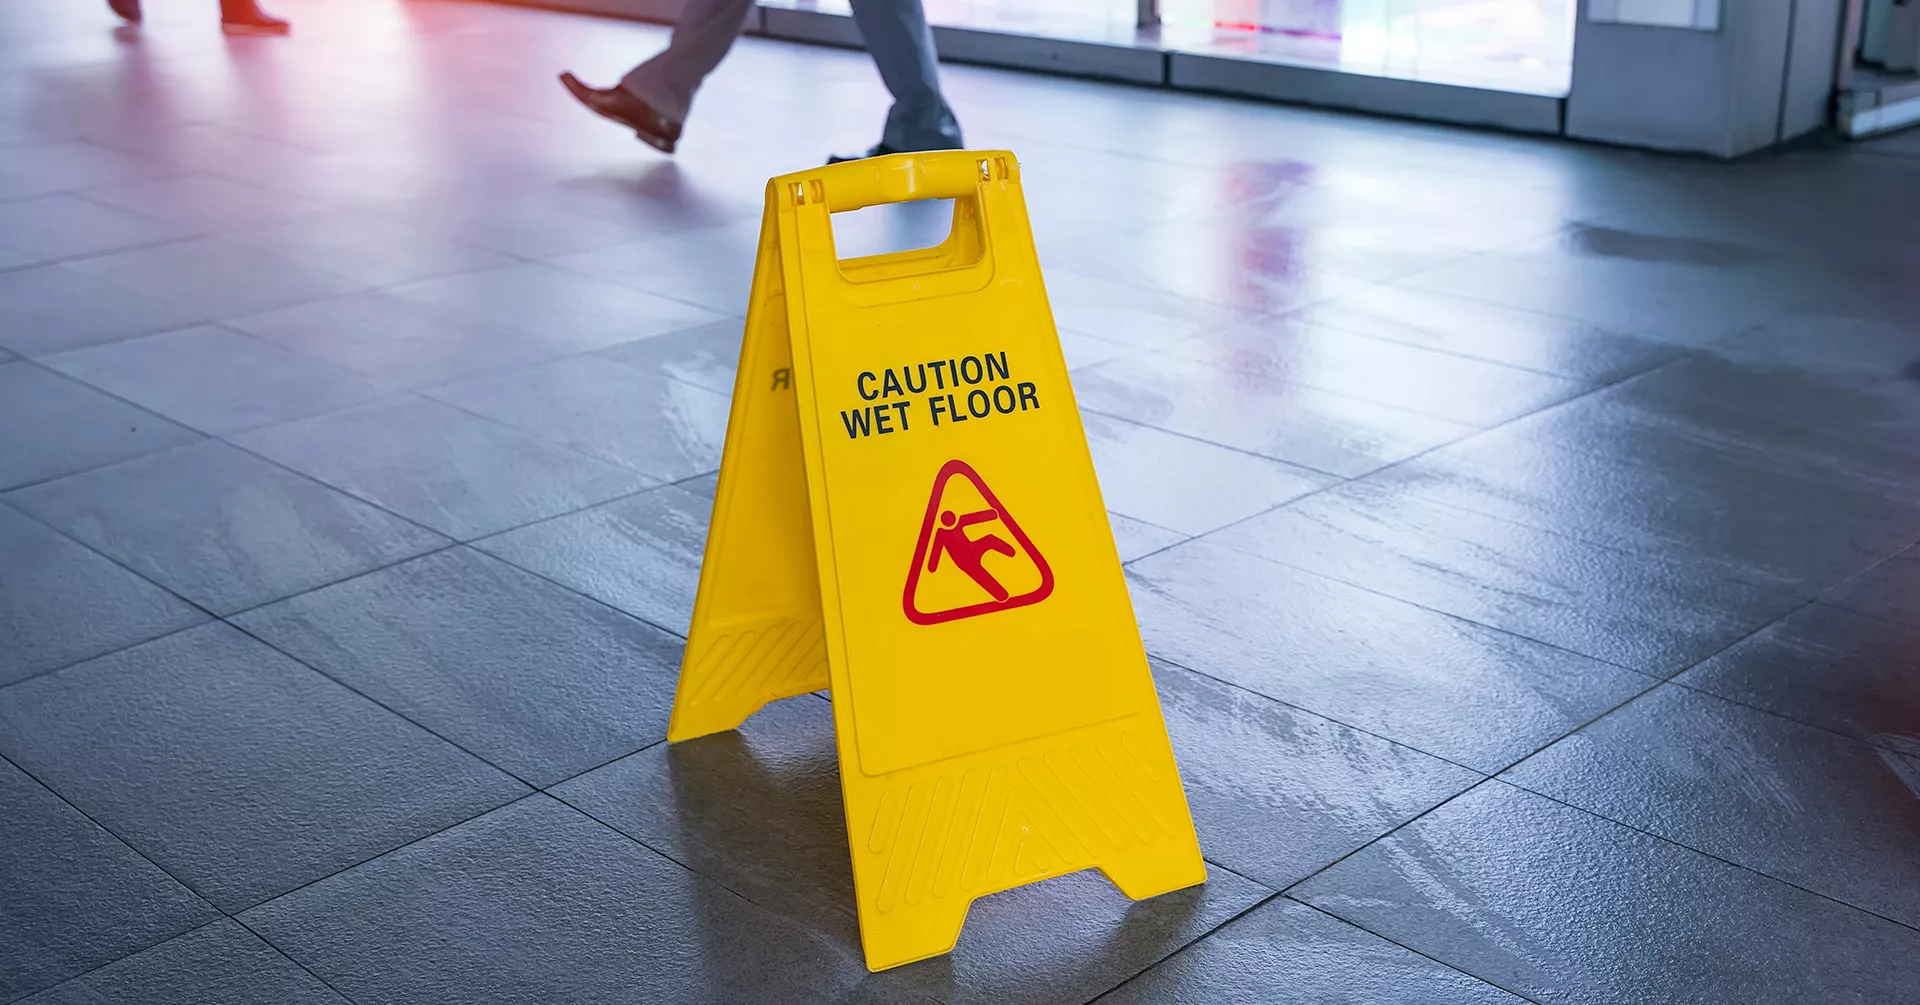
[0,230,216,274]
[1273,776,1506,910]
[1147,526,1671,677]
[221,613,544,792]
[1147,653,1496,779]
[1280,896,1550,1004]
[0,488,225,615]
[228,914,365,1005]
[538,786,782,923]
[0,751,222,1001]
[0,608,207,695]
[1076,402,1346,480]
[0,459,712,690]
[535,737,670,794]
[1251,602,1813,901]
[1663,667,1920,758]
[1118,343,1699,569]
[1082,889,1285,1005]
[3,319,729,631]
[231,792,545,918]
[1485,776,1920,937]
[1156,587,1905,954]
[1453,592,1813,779]
[1809,596,1920,635]
[0,919,235,1005]
[202,540,465,622]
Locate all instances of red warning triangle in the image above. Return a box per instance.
[902,459,1054,625]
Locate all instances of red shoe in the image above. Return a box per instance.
[221,5,290,34]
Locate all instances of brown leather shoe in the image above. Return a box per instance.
[559,72,680,154]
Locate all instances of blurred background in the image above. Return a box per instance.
[1,0,1917,1002]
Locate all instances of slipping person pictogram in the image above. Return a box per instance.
[928,508,1016,602]
[903,459,1051,625]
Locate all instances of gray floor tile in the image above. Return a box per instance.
[0,194,189,261]
[223,211,515,288]
[548,218,762,315]
[1041,269,1235,350]
[0,623,525,911]
[549,697,859,944]
[1674,602,1920,755]
[1100,897,1526,1005]
[1127,540,1655,771]
[234,548,682,786]
[18,920,346,1005]
[63,238,366,320]
[1108,512,1186,563]
[0,362,203,490]
[0,504,205,686]
[80,174,327,233]
[1602,353,1920,496]
[228,290,590,390]
[552,696,1272,1005]
[1399,235,1814,346]
[1084,412,1331,536]
[0,264,201,356]
[1370,401,1920,594]
[6,438,447,616]
[137,123,437,212]
[1212,169,1570,257]
[1057,330,1138,372]
[0,139,182,195]
[240,796,875,1004]
[594,318,745,397]
[1165,315,1586,426]
[424,356,729,481]
[369,189,662,259]
[0,758,215,1002]
[387,262,725,351]
[1154,662,1480,890]
[1211,480,1805,676]
[1502,684,1920,928]
[1074,352,1476,478]
[1717,309,1920,381]
[1294,281,1682,385]
[1135,210,1476,286]
[1045,228,1370,318]
[472,479,712,636]
[1294,781,1920,1005]
[42,326,395,435]
[230,396,650,540]
[1821,546,1920,629]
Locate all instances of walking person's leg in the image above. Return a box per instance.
[560,0,756,153]
[841,0,962,156]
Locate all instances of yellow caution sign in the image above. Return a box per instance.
[669,150,1206,972]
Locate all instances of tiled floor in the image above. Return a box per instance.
[2,0,1919,1001]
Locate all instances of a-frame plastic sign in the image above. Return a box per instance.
[668,150,1206,972]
